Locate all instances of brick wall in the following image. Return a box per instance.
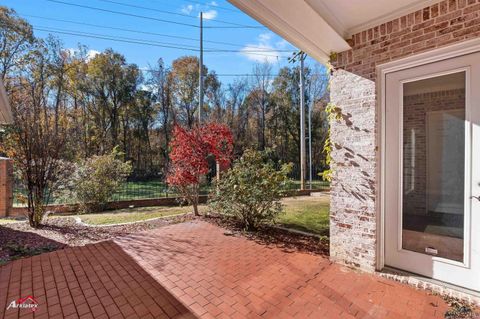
[329,70,377,271]
[332,0,480,80]
[329,0,480,271]
[0,158,13,217]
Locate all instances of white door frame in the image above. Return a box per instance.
[376,37,480,271]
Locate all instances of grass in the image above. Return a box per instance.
[77,195,331,232]
[79,205,208,225]
[277,196,330,236]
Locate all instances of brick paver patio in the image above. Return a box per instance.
[1,221,450,319]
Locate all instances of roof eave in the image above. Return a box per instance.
[227,0,351,64]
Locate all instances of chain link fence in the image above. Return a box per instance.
[13,165,330,207]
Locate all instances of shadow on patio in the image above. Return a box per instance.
[114,220,450,319]
[0,238,196,319]
[0,220,453,319]
[0,225,66,264]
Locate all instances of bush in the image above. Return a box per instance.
[66,149,132,212]
[209,149,292,230]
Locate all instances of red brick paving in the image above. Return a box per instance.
[1,221,450,318]
[0,241,195,319]
[115,221,449,319]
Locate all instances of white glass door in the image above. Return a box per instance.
[384,52,480,291]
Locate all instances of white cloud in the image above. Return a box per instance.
[275,39,290,49]
[201,10,218,20]
[181,3,218,19]
[258,33,272,42]
[240,45,279,63]
[65,48,100,62]
[65,48,76,57]
[86,50,100,61]
[240,32,286,63]
[181,4,194,14]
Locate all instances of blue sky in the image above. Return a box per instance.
[2,0,323,84]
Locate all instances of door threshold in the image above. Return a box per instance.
[378,266,480,305]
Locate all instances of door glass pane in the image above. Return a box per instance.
[402,72,465,262]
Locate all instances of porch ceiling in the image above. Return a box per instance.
[0,79,12,124]
[228,0,438,63]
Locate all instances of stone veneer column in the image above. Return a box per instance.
[0,157,13,217]
[329,69,378,272]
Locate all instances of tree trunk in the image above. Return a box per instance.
[28,210,35,228]
[28,207,41,228]
[193,186,200,216]
[193,202,199,216]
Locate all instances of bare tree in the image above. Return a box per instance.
[251,62,272,150]
[148,58,172,175]
[169,56,200,128]
[1,41,70,227]
[0,7,35,88]
[225,78,248,155]
[205,71,224,122]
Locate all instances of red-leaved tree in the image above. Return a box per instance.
[167,123,233,215]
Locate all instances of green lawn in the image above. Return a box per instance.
[77,195,330,233]
[79,205,207,225]
[277,196,330,236]
[9,194,330,234]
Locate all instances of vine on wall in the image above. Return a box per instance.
[320,58,342,182]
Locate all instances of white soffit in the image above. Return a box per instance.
[305,0,440,37]
[227,0,351,64]
[0,79,13,124]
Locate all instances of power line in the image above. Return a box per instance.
[30,25,293,54]
[140,69,329,77]
[95,0,264,29]
[34,25,203,49]
[46,0,199,28]
[212,73,330,77]
[33,27,200,51]
[162,0,240,13]
[27,25,292,58]
[46,0,264,29]
[22,14,261,48]
[208,48,294,53]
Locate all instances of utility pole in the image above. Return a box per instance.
[199,11,204,124]
[198,12,220,183]
[308,100,313,190]
[299,52,306,190]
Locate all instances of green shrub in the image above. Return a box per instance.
[209,149,292,230]
[66,149,132,213]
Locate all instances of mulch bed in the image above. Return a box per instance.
[0,214,194,265]
[442,295,479,319]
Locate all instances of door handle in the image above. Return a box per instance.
[471,196,480,201]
